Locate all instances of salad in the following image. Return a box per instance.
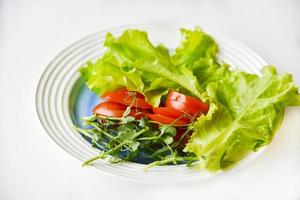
[75,27,300,171]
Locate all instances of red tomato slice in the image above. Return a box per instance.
[146,114,189,126]
[167,90,209,113]
[93,102,148,119]
[166,100,203,115]
[102,88,152,109]
[93,102,127,117]
[152,107,190,122]
[129,108,150,119]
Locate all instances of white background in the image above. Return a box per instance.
[1,0,300,199]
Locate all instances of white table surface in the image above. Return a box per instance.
[1,0,300,199]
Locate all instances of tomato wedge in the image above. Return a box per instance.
[152,107,190,122]
[166,90,209,113]
[102,88,152,109]
[146,114,189,126]
[93,102,148,119]
[166,100,202,115]
[93,102,127,117]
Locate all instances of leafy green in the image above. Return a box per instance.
[80,29,203,107]
[185,66,300,170]
[171,29,300,171]
[78,27,300,171]
[75,114,196,168]
[172,27,218,67]
[171,27,229,89]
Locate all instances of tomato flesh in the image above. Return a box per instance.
[166,100,203,115]
[152,107,190,122]
[167,90,209,113]
[146,114,189,126]
[93,102,127,117]
[95,89,209,126]
[102,88,152,109]
[93,102,147,119]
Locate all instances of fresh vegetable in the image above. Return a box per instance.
[102,88,152,109]
[152,107,188,119]
[166,100,203,116]
[75,104,196,167]
[77,27,300,171]
[146,113,189,126]
[79,29,204,107]
[166,90,209,113]
[93,102,127,117]
[93,101,148,119]
[186,66,300,170]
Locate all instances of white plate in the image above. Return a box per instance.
[35,24,267,184]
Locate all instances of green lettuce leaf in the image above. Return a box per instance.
[172,27,218,66]
[172,27,230,89]
[185,66,300,171]
[80,29,203,106]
